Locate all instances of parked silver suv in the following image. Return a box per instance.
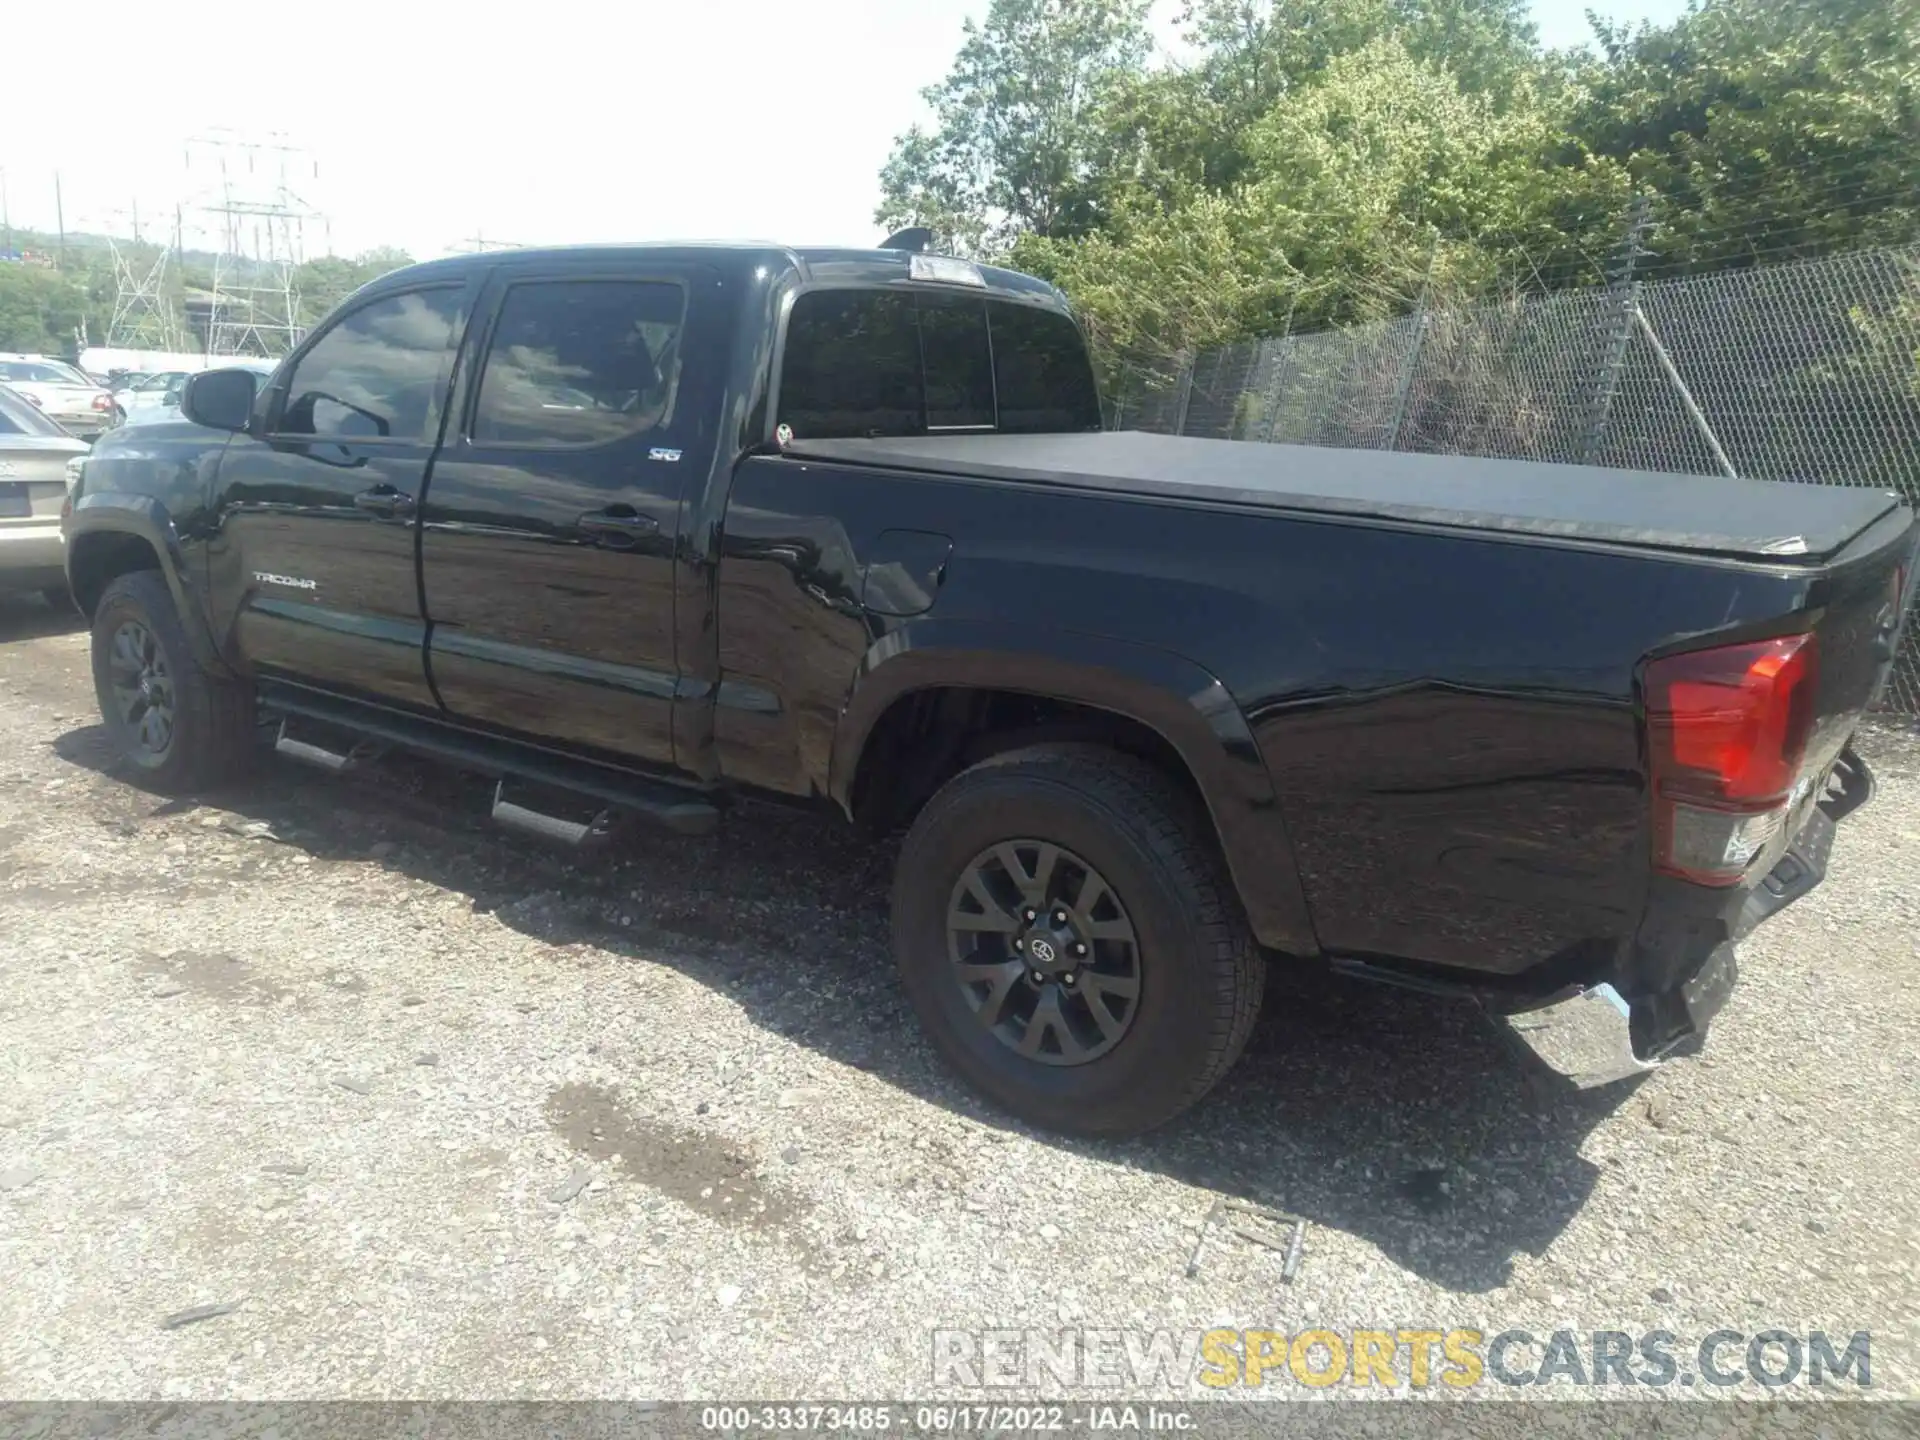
[0,383,90,604]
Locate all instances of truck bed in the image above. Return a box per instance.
[786,431,1903,564]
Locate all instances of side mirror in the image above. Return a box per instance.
[181,369,259,432]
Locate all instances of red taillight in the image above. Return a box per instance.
[1645,634,1817,886]
[1653,635,1815,802]
[92,393,112,412]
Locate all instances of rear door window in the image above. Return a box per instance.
[277,288,462,441]
[778,288,1099,439]
[472,279,687,446]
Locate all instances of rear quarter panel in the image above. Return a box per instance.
[714,454,1892,979]
[1175,505,1903,979]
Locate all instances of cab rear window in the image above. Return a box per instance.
[778,289,1101,440]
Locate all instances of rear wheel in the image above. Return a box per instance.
[89,570,254,791]
[891,744,1264,1136]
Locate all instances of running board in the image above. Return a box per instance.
[274,718,384,774]
[490,782,617,849]
[258,680,722,838]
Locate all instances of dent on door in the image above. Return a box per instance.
[860,529,953,618]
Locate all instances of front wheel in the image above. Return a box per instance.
[891,744,1264,1136]
[89,569,254,791]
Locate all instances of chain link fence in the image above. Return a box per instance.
[1107,243,1920,714]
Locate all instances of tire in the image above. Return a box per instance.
[891,744,1265,1136]
[90,569,254,791]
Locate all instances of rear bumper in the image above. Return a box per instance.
[48,414,110,439]
[1503,746,1873,1087]
[0,521,67,589]
[1735,747,1873,938]
[1502,944,1738,1088]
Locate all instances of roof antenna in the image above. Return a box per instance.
[880,227,936,253]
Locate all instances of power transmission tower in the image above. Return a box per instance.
[105,202,187,351]
[186,130,324,358]
[449,232,528,255]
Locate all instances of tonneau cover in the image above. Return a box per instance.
[785,431,1903,563]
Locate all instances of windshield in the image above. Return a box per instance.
[0,384,69,436]
[0,360,95,387]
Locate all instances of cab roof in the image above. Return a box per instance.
[365,242,1071,310]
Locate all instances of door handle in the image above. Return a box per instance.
[353,485,415,518]
[577,506,660,546]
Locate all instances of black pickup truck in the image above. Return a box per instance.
[63,241,1919,1136]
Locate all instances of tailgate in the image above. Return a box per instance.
[1638,503,1912,921]
[1744,506,1914,910]
[1799,507,1919,767]
[1611,507,1914,1062]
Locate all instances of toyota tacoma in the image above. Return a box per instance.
[62,240,1919,1135]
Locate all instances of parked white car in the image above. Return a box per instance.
[112,370,195,427]
[115,360,280,428]
[0,355,116,440]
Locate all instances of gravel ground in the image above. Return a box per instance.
[2,591,1918,1403]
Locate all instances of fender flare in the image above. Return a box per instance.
[65,493,228,672]
[831,618,1318,956]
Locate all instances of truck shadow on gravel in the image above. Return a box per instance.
[53,724,1624,1294]
[0,592,87,643]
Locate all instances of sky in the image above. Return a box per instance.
[3,0,1688,263]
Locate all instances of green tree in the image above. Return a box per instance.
[295,248,416,325]
[908,0,1917,372]
[1015,187,1299,364]
[0,263,92,356]
[877,0,1154,254]
[1243,37,1633,308]
[1022,35,1618,359]
[1096,0,1544,205]
[1567,0,1920,274]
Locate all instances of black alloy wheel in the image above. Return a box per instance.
[104,618,177,759]
[946,839,1142,1065]
[892,743,1266,1136]
[89,569,255,791]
